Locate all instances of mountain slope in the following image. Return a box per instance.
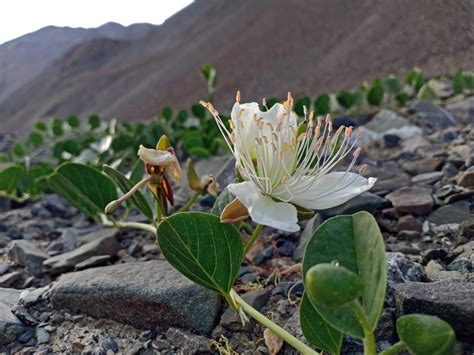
[1,0,473,132]
[0,22,154,104]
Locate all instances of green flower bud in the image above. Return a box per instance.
[305,263,363,308]
[156,135,171,150]
[187,158,202,191]
[105,199,122,215]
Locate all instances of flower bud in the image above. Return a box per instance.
[105,199,122,215]
[156,135,171,150]
[186,158,201,191]
[305,263,363,308]
[201,174,219,197]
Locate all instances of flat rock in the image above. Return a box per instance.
[394,281,474,340]
[457,167,474,188]
[8,240,48,277]
[0,271,21,287]
[50,260,220,335]
[43,230,120,274]
[427,201,471,225]
[401,157,443,175]
[386,186,433,215]
[166,328,212,354]
[319,192,386,218]
[410,171,444,184]
[411,100,457,129]
[0,288,25,345]
[75,255,111,271]
[364,109,410,133]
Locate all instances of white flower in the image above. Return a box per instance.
[138,145,181,182]
[201,93,376,232]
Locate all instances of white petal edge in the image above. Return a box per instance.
[289,172,377,210]
[228,181,300,232]
[137,145,177,166]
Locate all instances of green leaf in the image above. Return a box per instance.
[130,160,145,184]
[67,115,80,128]
[294,96,311,116]
[395,92,410,106]
[452,70,464,95]
[302,211,386,339]
[103,165,153,221]
[336,90,356,109]
[397,314,455,355]
[27,163,54,197]
[417,82,437,100]
[13,143,27,158]
[384,75,401,94]
[47,163,118,218]
[191,104,206,119]
[35,121,48,131]
[89,115,101,129]
[367,81,384,106]
[211,187,234,216]
[188,147,210,159]
[0,163,23,196]
[405,68,425,92]
[161,106,173,120]
[29,131,44,147]
[156,212,244,295]
[315,94,331,115]
[300,293,342,354]
[52,118,64,136]
[306,263,363,308]
[265,98,279,110]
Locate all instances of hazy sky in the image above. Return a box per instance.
[0,0,193,44]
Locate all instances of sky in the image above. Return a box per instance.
[0,0,193,44]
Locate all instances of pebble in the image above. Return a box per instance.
[386,186,434,215]
[447,258,472,273]
[427,201,471,225]
[166,328,211,354]
[457,167,474,188]
[394,281,474,341]
[410,171,444,184]
[401,157,443,175]
[8,240,48,277]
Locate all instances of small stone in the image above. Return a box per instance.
[17,328,34,343]
[61,229,77,251]
[19,286,49,306]
[397,215,422,232]
[459,218,474,239]
[383,134,401,148]
[447,258,472,273]
[394,281,474,341]
[0,262,9,276]
[254,246,273,265]
[422,248,449,263]
[402,157,443,175]
[410,171,444,184]
[50,260,219,335]
[240,273,257,283]
[411,100,457,129]
[427,201,471,225]
[101,336,119,353]
[166,328,211,354]
[0,288,25,345]
[43,231,120,274]
[36,326,50,344]
[74,255,111,271]
[457,167,474,188]
[396,230,419,241]
[386,186,433,215]
[276,240,294,256]
[8,240,48,277]
[0,271,21,287]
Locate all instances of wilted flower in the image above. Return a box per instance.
[138,145,181,182]
[201,174,219,197]
[200,92,376,232]
[105,142,181,215]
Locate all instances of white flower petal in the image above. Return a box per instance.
[289,172,377,210]
[228,181,300,232]
[138,145,176,166]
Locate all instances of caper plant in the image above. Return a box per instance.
[44,94,455,354]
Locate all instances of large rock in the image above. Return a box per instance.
[50,260,220,335]
[402,157,443,176]
[8,240,48,277]
[427,201,471,225]
[364,109,410,133]
[386,186,433,215]
[0,288,25,345]
[394,281,474,341]
[411,100,457,129]
[43,230,120,274]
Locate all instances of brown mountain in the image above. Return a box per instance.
[1,0,473,132]
[0,22,154,104]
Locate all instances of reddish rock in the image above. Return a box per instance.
[386,186,434,215]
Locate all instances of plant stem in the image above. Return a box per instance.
[243,224,264,255]
[176,191,201,213]
[230,290,318,355]
[101,215,156,234]
[380,341,407,355]
[349,301,377,355]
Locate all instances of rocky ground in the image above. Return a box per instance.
[0,97,473,354]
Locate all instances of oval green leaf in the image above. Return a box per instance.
[47,163,118,218]
[157,212,243,295]
[0,163,24,197]
[300,292,342,354]
[302,211,386,339]
[103,165,153,221]
[397,314,455,355]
